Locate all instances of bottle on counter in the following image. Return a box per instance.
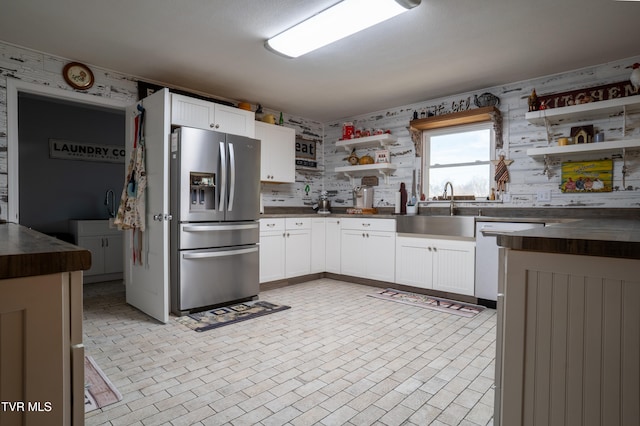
[400,183,407,215]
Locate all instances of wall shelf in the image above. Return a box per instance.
[335,134,397,152]
[335,163,397,185]
[410,106,500,131]
[525,96,640,126]
[527,139,640,159]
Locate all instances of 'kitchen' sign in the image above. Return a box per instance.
[49,139,126,163]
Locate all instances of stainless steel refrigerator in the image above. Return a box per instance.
[170,126,260,315]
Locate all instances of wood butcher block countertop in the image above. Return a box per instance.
[0,223,91,279]
[497,219,640,260]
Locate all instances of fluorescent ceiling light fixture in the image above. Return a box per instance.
[266,0,421,58]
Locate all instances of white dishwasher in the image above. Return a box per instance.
[475,221,544,306]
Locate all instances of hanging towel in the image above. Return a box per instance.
[114,105,147,264]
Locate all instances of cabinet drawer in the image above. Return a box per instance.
[260,218,285,231]
[340,218,396,232]
[285,218,311,230]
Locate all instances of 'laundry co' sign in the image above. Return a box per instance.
[49,139,126,163]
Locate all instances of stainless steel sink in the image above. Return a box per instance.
[396,215,476,238]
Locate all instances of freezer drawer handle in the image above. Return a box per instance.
[182,223,258,232]
[183,247,258,259]
[480,229,518,237]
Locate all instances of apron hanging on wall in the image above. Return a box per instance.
[114,104,147,264]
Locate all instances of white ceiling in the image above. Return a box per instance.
[1,0,639,122]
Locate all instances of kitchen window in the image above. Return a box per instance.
[422,122,495,199]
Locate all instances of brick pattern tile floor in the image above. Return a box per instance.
[83,278,496,426]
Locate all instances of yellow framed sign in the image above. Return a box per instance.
[560,159,612,193]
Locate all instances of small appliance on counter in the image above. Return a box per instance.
[347,186,377,214]
[314,191,331,214]
[353,186,374,208]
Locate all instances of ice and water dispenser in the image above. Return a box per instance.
[190,172,215,211]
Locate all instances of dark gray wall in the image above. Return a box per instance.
[18,93,125,236]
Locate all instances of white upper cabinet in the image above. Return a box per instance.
[171,94,255,138]
[255,121,295,183]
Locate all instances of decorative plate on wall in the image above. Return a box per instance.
[63,62,94,90]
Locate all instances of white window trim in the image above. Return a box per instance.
[421,121,496,199]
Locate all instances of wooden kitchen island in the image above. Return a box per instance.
[496,219,640,426]
[0,223,90,426]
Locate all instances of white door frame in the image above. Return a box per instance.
[6,78,129,223]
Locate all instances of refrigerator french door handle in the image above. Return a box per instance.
[218,142,227,212]
[182,246,258,259]
[228,142,236,211]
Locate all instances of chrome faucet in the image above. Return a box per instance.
[104,189,115,218]
[443,181,455,216]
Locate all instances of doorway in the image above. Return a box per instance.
[18,93,126,238]
[6,78,130,224]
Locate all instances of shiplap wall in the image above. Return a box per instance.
[323,55,640,210]
[1,40,639,218]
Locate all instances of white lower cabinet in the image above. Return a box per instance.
[395,234,475,296]
[259,219,286,283]
[395,235,431,287]
[70,220,123,283]
[259,216,475,296]
[340,218,395,282]
[311,218,326,273]
[259,218,312,283]
[325,217,342,273]
[284,218,311,278]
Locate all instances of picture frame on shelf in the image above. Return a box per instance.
[375,149,390,163]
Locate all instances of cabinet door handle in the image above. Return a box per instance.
[266,223,276,227]
[105,238,109,247]
[362,223,371,227]
[296,222,303,226]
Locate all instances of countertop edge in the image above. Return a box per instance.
[0,223,92,280]
[497,234,640,260]
[497,219,640,259]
